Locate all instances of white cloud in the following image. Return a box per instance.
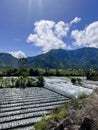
[54,21,69,38]
[70,17,81,25]
[71,21,98,48]
[27,18,81,53]
[9,51,26,58]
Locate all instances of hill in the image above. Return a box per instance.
[0,53,18,67]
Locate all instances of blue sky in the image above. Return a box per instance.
[0,0,98,58]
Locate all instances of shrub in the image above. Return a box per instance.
[71,78,77,84]
[49,105,68,121]
[34,105,68,130]
[34,119,47,130]
[71,92,87,109]
[37,76,45,87]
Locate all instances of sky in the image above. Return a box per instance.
[0,0,98,58]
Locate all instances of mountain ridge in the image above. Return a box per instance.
[0,47,98,69]
[26,47,98,69]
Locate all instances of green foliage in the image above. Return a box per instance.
[71,77,82,85]
[53,105,68,120]
[85,70,98,81]
[52,106,68,120]
[78,92,87,100]
[77,93,87,109]
[55,69,61,76]
[29,68,41,76]
[84,69,95,80]
[71,78,77,84]
[77,78,82,84]
[44,68,50,76]
[5,68,19,76]
[34,105,68,130]
[0,67,87,77]
[18,69,29,77]
[48,105,68,121]
[0,77,38,88]
[37,76,45,87]
[15,76,25,88]
[34,119,47,130]
[71,93,87,109]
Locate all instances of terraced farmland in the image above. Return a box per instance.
[0,87,69,130]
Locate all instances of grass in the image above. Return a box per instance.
[34,93,87,130]
[34,105,68,130]
[34,119,47,130]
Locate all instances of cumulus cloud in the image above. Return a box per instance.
[9,51,26,58]
[71,21,98,48]
[27,18,81,53]
[70,17,81,25]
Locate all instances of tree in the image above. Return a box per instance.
[37,76,45,87]
[44,68,50,76]
[55,69,61,76]
[29,68,34,76]
[84,69,95,80]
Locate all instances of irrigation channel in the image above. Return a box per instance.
[0,77,94,130]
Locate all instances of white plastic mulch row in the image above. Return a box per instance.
[0,100,66,113]
[0,111,50,123]
[0,97,66,108]
[0,96,66,105]
[0,116,42,130]
[44,77,93,98]
[0,87,68,130]
[0,104,61,117]
[81,79,98,89]
[0,93,64,102]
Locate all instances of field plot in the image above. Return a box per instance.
[44,77,93,98]
[0,87,69,130]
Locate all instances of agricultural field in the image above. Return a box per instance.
[0,87,69,130]
[0,76,97,130]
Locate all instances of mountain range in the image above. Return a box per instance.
[0,47,98,69]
